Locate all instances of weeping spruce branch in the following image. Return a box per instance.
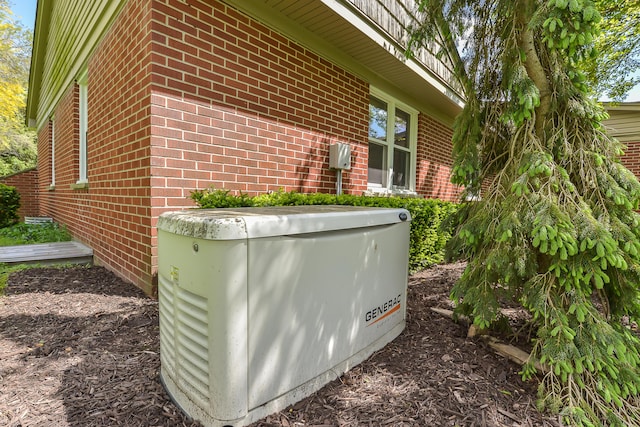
[411,0,640,425]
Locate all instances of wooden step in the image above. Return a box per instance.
[0,241,93,265]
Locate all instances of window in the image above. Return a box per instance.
[368,90,417,192]
[50,118,55,187]
[77,69,88,184]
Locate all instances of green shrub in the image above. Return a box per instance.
[0,222,72,246]
[0,183,20,228]
[191,188,459,273]
[191,188,253,208]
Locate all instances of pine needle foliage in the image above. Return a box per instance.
[409,0,640,424]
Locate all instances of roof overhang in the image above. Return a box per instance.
[26,0,126,130]
[26,0,51,128]
[27,0,465,129]
[222,0,464,125]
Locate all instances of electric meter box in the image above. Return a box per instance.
[329,143,351,170]
[157,205,411,427]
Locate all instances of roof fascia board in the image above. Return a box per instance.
[603,101,640,112]
[27,0,52,128]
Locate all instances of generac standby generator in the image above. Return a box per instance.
[157,206,411,427]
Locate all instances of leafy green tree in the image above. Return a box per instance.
[0,0,35,176]
[409,0,640,424]
[0,182,19,227]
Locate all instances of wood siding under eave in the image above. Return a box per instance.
[604,108,640,143]
[32,0,125,130]
[345,0,461,95]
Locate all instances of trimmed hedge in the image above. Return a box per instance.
[191,189,459,273]
[0,183,20,228]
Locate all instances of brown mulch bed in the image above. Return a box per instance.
[0,263,560,426]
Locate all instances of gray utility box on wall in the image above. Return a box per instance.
[329,142,351,169]
[157,205,411,427]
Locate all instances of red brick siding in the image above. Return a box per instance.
[36,121,52,187]
[0,168,39,220]
[148,0,370,213]
[85,0,153,293]
[37,0,155,294]
[35,0,462,294]
[621,140,640,179]
[38,84,80,221]
[416,113,461,201]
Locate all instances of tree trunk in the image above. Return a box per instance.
[517,0,552,140]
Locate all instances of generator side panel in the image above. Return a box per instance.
[246,222,410,409]
[158,230,250,424]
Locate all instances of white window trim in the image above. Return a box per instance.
[367,88,418,194]
[77,69,88,185]
[50,118,55,187]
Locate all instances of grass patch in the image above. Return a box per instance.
[0,222,72,246]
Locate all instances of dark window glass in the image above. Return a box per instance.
[392,148,409,187]
[368,142,386,186]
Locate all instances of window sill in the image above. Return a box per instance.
[364,187,421,198]
[70,181,89,190]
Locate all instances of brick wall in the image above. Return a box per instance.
[37,0,155,294]
[147,0,460,212]
[621,140,640,179]
[85,0,153,293]
[37,84,80,222]
[416,113,462,202]
[37,121,52,188]
[147,0,372,274]
[148,0,369,204]
[0,168,39,220]
[34,0,461,294]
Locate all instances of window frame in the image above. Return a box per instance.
[77,69,88,185]
[367,88,418,194]
[50,118,55,188]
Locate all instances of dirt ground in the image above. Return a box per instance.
[0,263,561,427]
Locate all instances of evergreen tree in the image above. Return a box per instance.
[410,0,640,424]
[583,0,640,101]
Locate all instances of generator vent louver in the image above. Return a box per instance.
[159,277,210,408]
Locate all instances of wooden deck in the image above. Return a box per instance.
[0,241,93,265]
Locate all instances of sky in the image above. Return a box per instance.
[7,0,640,102]
[10,0,36,30]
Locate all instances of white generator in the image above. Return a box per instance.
[157,205,411,427]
